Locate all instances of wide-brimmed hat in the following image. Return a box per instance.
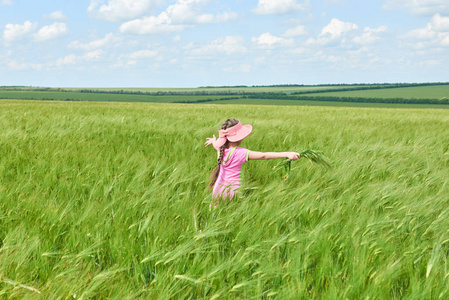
[213,121,252,150]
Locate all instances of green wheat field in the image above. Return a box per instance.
[1,99,449,299]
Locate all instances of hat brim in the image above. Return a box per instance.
[227,124,252,142]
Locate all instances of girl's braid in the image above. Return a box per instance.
[217,120,230,165]
[209,118,239,189]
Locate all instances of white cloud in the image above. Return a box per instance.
[8,60,28,70]
[128,49,158,59]
[383,0,449,16]
[120,0,237,34]
[3,21,38,44]
[6,60,44,71]
[352,26,388,45]
[56,54,78,66]
[1,0,13,5]
[88,0,153,22]
[55,50,105,68]
[120,14,186,34]
[283,25,308,37]
[306,18,358,46]
[253,0,310,15]
[321,18,358,38]
[3,21,68,45]
[215,12,238,23]
[431,13,449,31]
[196,11,238,24]
[163,0,210,24]
[324,0,344,4]
[69,33,119,51]
[405,14,449,47]
[406,24,436,40]
[223,64,251,73]
[85,49,104,60]
[254,56,266,65]
[34,22,68,41]
[190,36,247,56]
[252,32,294,48]
[44,11,67,21]
[418,59,441,67]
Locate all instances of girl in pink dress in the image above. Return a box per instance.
[204,119,301,203]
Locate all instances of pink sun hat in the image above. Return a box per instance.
[213,121,252,150]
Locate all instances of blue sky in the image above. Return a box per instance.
[1,0,449,87]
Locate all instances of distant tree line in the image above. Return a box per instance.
[289,82,449,95]
[245,94,449,105]
[173,97,241,103]
[199,82,449,89]
[0,96,81,101]
[2,82,448,97]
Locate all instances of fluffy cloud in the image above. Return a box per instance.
[383,0,449,16]
[69,33,119,51]
[252,32,294,48]
[352,26,388,44]
[1,0,13,5]
[190,36,247,56]
[34,23,68,41]
[7,61,28,70]
[44,11,67,21]
[120,0,237,34]
[128,49,158,59]
[405,14,449,47]
[223,64,251,73]
[55,50,105,67]
[55,54,78,66]
[253,0,310,15]
[88,0,153,22]
[283,25,308,37]
[3,21,38,44]
[120,14,186,34]
[306,18,358,46]
[3,21,68,45]
[6,60,43,71]
[431,13,449,31]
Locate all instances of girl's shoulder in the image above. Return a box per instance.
[235,146,249,151]
[231,147,250,163]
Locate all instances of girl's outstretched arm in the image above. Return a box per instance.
[248,151,300,161]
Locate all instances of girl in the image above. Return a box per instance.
[205,118,301,202]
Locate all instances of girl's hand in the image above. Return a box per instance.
[287,152,301,161]
[204,135,217,147]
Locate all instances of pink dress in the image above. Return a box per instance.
[213,147,250,200]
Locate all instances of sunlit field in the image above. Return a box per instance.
[1,99,448,299]
[307,84,449,99]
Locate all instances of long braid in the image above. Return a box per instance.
[217,121,229,165]
[209,119,239,189]
[218,145,225,165]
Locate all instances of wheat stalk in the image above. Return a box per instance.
[299,149,332,169]
[272,150,331,180]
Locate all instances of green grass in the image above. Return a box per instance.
[307,85,449,99]
[59,85,374,93]
[1,100,449,298]
[0,90,235,103]
[2,84,449,108]
[206,98,449,109]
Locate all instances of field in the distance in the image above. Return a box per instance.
[1,99,448,298]
[307,85,449,99]
[206,98,449,109]
[2,83,449,108]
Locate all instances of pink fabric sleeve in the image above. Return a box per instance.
[234,147,249,164]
